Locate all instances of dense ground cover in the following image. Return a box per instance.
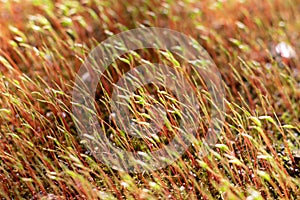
[0,0,299,199]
